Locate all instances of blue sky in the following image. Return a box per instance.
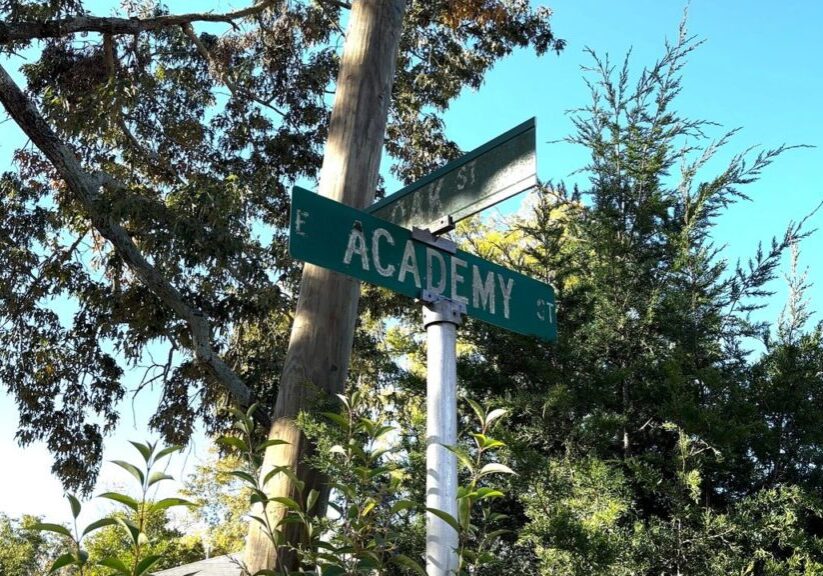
[1,0,822,525]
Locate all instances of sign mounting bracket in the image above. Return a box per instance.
[411,226,457,254]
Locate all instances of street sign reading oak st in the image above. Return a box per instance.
[368,118,537,230]
[290,186,556,342]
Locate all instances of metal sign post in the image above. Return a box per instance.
[421,294,465,575]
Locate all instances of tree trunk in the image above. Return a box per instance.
[243,1,406,572]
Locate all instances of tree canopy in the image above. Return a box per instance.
[0,0,564,492]
[4,2,823,574]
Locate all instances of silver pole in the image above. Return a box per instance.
[423,297,463,576]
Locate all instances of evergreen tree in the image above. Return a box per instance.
[448,19,823,574]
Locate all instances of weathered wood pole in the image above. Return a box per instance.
[243,0,407,572]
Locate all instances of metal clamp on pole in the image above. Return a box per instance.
[420,291,463,575]
[412,226,457,254]
[419,290,466,326]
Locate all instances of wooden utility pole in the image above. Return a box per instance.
[243,1,407,572]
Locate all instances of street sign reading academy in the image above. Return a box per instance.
[368,118,537,230]
[290,186,556,342]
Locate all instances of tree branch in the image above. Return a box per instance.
[181,23,286,116]
[0,62,267,425]
[0,0,278,43]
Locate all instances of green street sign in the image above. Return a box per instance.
[368,118,537,230]
[290,186,556,342]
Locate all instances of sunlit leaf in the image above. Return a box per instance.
[98,557,129,573]
[82,517,117,537]
[97,492,140,512]
[129,441,152,464]
[479,463,516,477]
[485,408,508,428]
[32,522,73,538]
[255,439,290,452]
[135,554,163,576]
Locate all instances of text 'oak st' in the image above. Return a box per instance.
[368,118,537,231]
[290,186,557,342]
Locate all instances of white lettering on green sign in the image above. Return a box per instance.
[342,223,517,321]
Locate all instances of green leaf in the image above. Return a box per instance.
[306,489,320,513]
[485,528,511,540]
[361,498,377,517]
[32,522,73,538]
[321,412,350,430]
[255,439,290,452]
[320,565,346,576]
[82,517,118,537]
[475,488,505,500]
[111,460,145,486]
[479,463,516,477]
[250,488,269,506]
[373,424,396,439]
[444,444,475,472]
[147,471,174,487]
[329,445,347,457]
[129,441,153,464]
[135,554,163,576]
[485,408,508,428]
[458,494,471,529]
[66,494,81,519]
[49,553,77,573]
[248,515,270,530]
[246,402,260,418]
[97,492,140,512]
[114,517,143,546]
[426,507,460,534]
[390,499,416,514]
[151,497,196,511]
[153,444,184,463]
[263,466,287,485]
[470,433,505,451]
[335,393,351,410]
[216,436,248,452]
[392,553,427,576]
[254,570,280,576]
[270,496,301,510]
[466,398,485,426]
[229,470,258,485]
[98,557,129,573]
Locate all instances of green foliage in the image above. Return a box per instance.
[448,16,823,575]
[7,4,823,573]
[520,457,632,576]
[32,441,196,575]
[0,513,62,576]
[0,0,564,495]
[427,399,518,575]
[217,395,516,575]
[179,450,250,556]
